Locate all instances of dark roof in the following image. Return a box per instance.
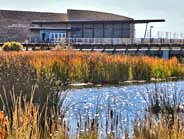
[0,9,132,22]
[31,9,165,24]
[0,9,165,24]
[67,9,134,21]
[134,19,165,23]
[0,9,68,21]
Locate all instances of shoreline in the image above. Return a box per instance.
[69,77,184,89]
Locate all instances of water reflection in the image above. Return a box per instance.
[63,81,184,138]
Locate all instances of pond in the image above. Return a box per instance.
[62,80,184,138]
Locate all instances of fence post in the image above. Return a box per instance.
[26,45,29,51]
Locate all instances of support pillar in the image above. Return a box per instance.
[162,50,169,59]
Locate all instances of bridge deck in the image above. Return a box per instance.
[0,43,184,59]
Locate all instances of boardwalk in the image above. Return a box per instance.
[1,38,184,59]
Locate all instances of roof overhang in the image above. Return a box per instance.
[30,27,71,30]
[32,19,165,24]
[134,19,165,24]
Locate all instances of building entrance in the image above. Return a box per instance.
[40,30,66,43]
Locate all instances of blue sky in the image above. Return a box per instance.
[0,0,183,38]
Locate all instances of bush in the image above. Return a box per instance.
[2,42,24,51]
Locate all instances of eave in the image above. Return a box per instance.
[32,19,165,24]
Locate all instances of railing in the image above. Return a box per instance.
[30,38,184,45]
[67,38,133,45]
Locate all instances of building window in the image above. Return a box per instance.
[52,33,54,39]
[55,34,58,39]
[71,24,82,38]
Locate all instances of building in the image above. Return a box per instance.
[0,9,165,44]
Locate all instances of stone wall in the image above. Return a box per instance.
[0,10,67,43]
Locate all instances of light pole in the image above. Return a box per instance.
[150,26,154,43]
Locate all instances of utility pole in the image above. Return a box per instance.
[144,23,148,39]
[150,26,154,43]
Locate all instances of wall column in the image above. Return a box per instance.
[121,23,123,38]
[92,23,94,38]
[102,23,105,38]
[66,23,68,38]
[82,23,84,38]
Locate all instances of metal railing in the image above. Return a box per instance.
[30,37,184,45]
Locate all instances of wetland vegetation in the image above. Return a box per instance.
[0,50,183,138]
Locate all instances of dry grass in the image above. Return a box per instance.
[0,51,183,138]
[0,51,182,85]
[0,88,68,139]
[0,111,8,139]
[134,86,184,139]
[133,114,184,139]
[76,84,184,139]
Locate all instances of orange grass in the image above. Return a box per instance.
[0,51,182,85]
[0,111,8,139]
[0,51,182,138]
[0,89,68,139]
[0,51,182,126]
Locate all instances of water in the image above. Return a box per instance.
[62,80,184,138]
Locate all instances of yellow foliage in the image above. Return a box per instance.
[0,51,183,83]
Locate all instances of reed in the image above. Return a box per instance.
[134,85,184,139]
[0,51,182,87]
[0,87,68,139]
[75,84,184,139]
[133,113,184,139]
[75,95,130,139]
[0,51,183,138]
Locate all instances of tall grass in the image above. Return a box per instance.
[0,51,183,138]
[27,51,184,82]
[0,87,69,139]
[0,51,182,86]
[75,85,184,139]
[134,85,184,139]
[133,113,184,139]
[75,95,130,139]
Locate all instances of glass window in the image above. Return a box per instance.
[55,34,58,39]
[51,33,54,39]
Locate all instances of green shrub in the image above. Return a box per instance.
[2,42,24,51]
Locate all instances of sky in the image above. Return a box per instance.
[0,0,184,38]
